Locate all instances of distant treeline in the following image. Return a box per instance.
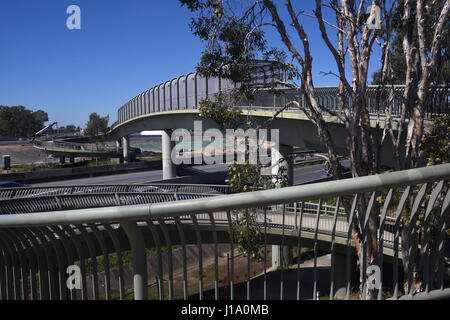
[53,124,82,134]
[0,105,81,138]
[0,105,49,137]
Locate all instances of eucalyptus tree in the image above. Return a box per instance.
[180,0,449,299]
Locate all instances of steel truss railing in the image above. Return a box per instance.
[0,164,449,300]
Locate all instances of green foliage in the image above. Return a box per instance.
[226,161,279,193]
[0,105,49,137]
[372,0,449,85]
[198,92,242,130]
[180,0,296,91]
[86,112,109,140]
[57,124,79,134]
[421,115,450,166]
[371,32,407,85]
[225,159,286,263]
[231,209,263,262]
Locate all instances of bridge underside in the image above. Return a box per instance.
[108,109,414,168]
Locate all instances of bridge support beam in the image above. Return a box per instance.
[122,136,130,163]
[162,129,176,180]
[121,221,148,300]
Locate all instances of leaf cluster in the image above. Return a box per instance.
[86,112,109,140]
[198,92,242,130]
[421,115,450,166]
[0,105,49,137]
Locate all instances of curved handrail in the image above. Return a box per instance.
[0,164,448,301]
[0,183,232,200]
[0,164,448,226]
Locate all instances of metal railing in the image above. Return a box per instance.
[114,69,448,128]
[33,138,121,155]
[0,164,449,300]
[0,184,232,200]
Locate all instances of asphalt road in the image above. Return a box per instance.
[31,162,338,187]
[30,164,228,186]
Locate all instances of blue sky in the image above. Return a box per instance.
[0,1,383,127]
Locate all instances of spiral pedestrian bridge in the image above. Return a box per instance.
[0,164,449,300]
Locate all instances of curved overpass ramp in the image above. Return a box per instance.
[108,71,448,167]
[32,135,126,159]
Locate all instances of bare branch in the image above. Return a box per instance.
[315,0,354,94]
[295,11,344,32]
[319,70,341,79]
[263,0,305,67]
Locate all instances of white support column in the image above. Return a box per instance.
[122,135,130,163]
[271,144,294,186]
[121,221,148,300]
[272,245,291,269]
[271,144,294,268]
[162,129,176,180]
[114,140,122,164]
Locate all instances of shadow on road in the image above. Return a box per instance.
[188,266,332,300]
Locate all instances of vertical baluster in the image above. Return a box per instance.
[437,189,450,290]
[2,231,28,300]
[313,199,322,300]
[361,192,377,300]
[226,211,234,300]
[147,220,164,300]
[23,228,50,300]
[296,201,304,300]
[263,208,267,300]
[393,186,411,299]
[280,204,286,300]
[377,189,394,300]
[89,224,112,300]
[208,213,219,300]
[174,217,188,300]
[407,184,428,296]
[75,224,100,300]
[329,196,341,300]
[48,226,76,300]
[190,214,203,300]
[0,244,6,300]
[246,209,251,301]
[158,219,173,300]
[346,194,359,300]
[102,223,125,300]
[422,181,444,294]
